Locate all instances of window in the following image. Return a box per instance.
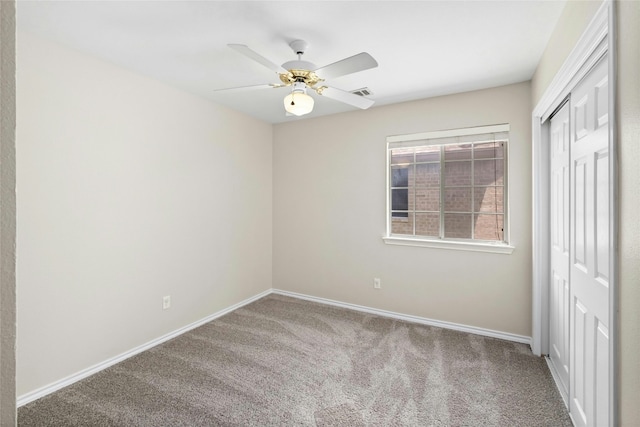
[384,124,513,253]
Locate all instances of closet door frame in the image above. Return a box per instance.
[531,1,617,426]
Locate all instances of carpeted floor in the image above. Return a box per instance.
[18,294,572,426]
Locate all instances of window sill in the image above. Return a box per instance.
[382,235,515,254]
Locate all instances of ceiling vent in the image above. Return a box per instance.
[350,87,373,97]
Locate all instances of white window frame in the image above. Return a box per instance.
[383,124,515,254]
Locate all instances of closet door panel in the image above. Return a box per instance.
[548,101,570,399]
[569,53,610,427]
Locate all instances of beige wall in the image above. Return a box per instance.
[531,0,640,423]
[0,1,17,425]
[273,82,532,337]
[616,1,640,423]
[531,0,604,106]
[16,33,273,396]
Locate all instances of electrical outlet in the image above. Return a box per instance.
[373,278,381,289]
[162,295,171,310]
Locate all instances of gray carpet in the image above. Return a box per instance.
[18,294,572,426]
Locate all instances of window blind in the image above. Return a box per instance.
[387,124,510,149]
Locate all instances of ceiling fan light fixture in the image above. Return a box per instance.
[283,83,314,116]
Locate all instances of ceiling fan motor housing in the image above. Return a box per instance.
[279,64,322,87]
[281,60,317,72]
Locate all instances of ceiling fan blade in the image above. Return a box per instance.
[314,52,378,80]
[228,44,288,74]
[318,86,375,109]
[214,83,286,92]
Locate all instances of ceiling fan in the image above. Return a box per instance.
[217,40,378,117]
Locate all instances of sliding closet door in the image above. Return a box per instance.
[549,101,570,401]
[569,53,610,427]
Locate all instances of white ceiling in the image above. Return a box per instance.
[17,1,566,124]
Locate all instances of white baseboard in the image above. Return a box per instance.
[16,289,272,407]
[19,287,532,407]
[272,289,532,346]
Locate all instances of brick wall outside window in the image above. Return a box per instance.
[390,140,506,242]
